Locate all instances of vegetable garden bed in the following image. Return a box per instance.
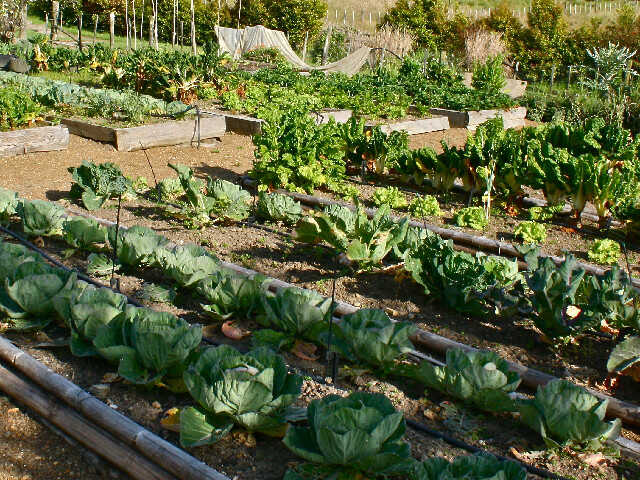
[430,106,527,130]
[0,124,69,158]
[365,115,451,135]
[61,115,226,151]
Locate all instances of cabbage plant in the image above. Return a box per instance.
[197,269,267,320]
[518,379,621,449]
[259,287,332,344]
[413,453,526,480]
[410,349,521,412]
[19,199,66,236]
[608,336,640,381]
[283,392,413,478]
[53,282,127,356]
[180,345,302,447]
[108,225,169,267]
[335,309,416,373]
[62,216,108,249]
[156,244,220,287]
[0,187,19,224]
[68,160,132,211]
[256,192,303,225]
[93,305,202,388]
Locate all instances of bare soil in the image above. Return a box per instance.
[1,131,639,480]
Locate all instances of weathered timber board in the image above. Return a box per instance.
[61,118,116,143]
[367,115,450,135]
[0,125,69,158]
[115,115,226,151]
[430,107,527,130]
[315,109,353,124]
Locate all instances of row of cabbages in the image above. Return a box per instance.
[0,191,624,479]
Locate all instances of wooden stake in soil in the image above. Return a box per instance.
[0,336,230,480]
[51,1,59,41]
[190,0,196,55]
[77,13,83,50]
[0,363,177,480]
[93,14,98,44]
[109,12,115,49]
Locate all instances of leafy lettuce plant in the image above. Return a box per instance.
[518,379,621,450]
[108,225,169,267]
[283,392,413,478]
[62,216,108,249]
[408,349,521,412]
[295,202,409,269]
[18,199,66,236]
[587,239,620,265]
[454,206,487,231]
[156,244,220,287]
[93,305,202,388]
[412,453,526,480]
[0,187,19,224]
[68,160,132,211]
[372,187,408,210]
[256,192,303,225]
[513,221,547,244]
[180,345,302,447]
[53,281,127,356]
[528,205,563,221]
[334,309,416,374]
[197,270,268,320]
[409,195,441,218]
[258,287,332,346]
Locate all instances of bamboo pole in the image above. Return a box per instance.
[0,362,177,480]
[0,336,231,480]
[126,0,130,49]
[77,13,83,50]
[172,0,176,47]
[133,0,137,49]
[190,0,196,54]
[68,208,640,427]
[93,14,98,44]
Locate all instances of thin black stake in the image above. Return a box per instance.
[325,270,339,383]
[141,144,159,201]
[110,194,122,291]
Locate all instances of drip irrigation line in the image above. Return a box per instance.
[0,225,144,309]
[404,419,571,480]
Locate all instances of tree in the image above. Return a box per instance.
[0,0,28,42]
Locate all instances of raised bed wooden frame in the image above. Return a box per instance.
[430,106,527,130]
[0,125,69,158]
[61,115,226,152]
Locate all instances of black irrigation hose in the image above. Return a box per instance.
[0,225,144,309]
[405,419,571,480]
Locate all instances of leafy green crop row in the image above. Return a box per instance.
[0,197,625,471]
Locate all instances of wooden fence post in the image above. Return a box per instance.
[132,0,137,49]
[51,1,59,41]
[149,15,154,46]
[125,0,130,49]
[180,21,184,47]
[19,4,27,40]
[302,31,309,62]
[191,0,196,54]
[77,13,83,50]
[322,25,332,66]
[93,14,98,44]
[109,12,115,49]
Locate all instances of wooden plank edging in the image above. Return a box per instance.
[0,125,69,158]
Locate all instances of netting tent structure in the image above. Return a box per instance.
[215,25,371,76]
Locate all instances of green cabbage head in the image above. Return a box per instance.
[108,225,169,267]
[413,453,526,480]
[283,392,413,477]
[156,244,220,287]
[519,379,621,449]
[180,345,302,447]
[19,199,66,236]
[410,348,521,412]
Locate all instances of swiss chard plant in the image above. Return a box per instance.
[406,348,521,412]
[283,392,414,479]
[180,345,302,447]
[256,192,303,225]
[294,202,409,270]
[69,161,132,211]
[333,309,416,374]
[93,305,202,389]
[518,379,621,450]
[18,199,66,237]
[412,453,526,480]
